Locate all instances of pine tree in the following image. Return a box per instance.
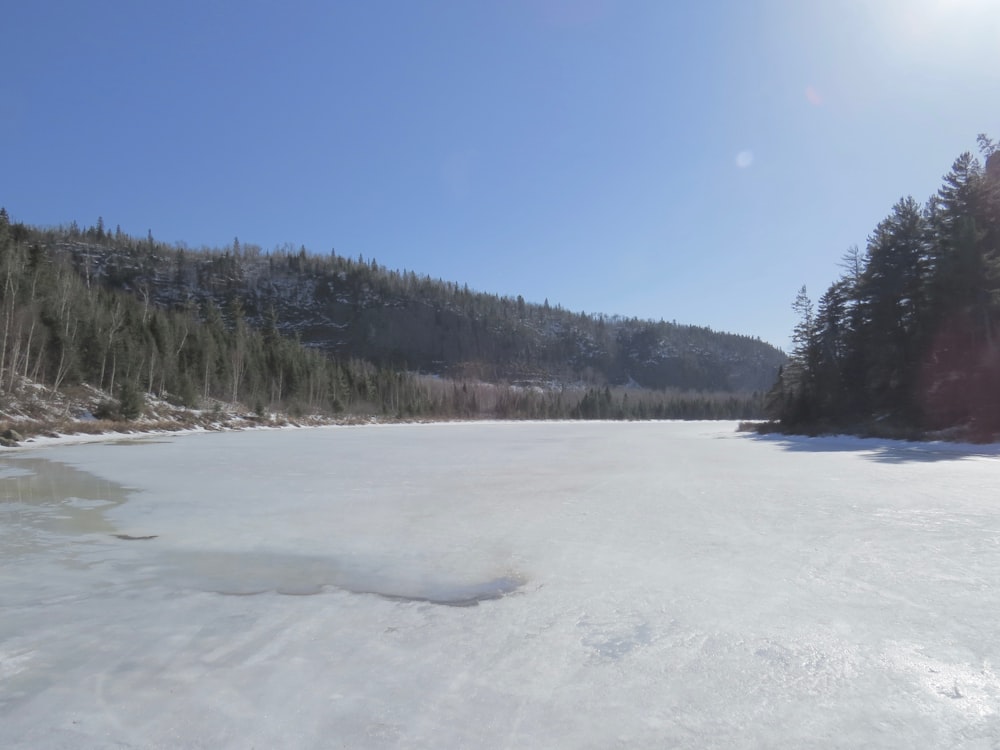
[855,196,929,418]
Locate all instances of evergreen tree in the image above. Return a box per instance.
[855,196,929,418]
[769,135,1000,437]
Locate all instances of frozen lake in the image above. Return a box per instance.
[2,421,1000,748]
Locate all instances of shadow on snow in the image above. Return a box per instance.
[746,432,1000,464]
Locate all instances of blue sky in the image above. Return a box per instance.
[3,0,999,350]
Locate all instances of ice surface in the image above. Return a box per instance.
[2,421,1000,748]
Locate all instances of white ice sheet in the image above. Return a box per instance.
[2,422,999,748]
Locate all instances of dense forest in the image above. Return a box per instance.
[767,135,1000,439]
[0,210,776,423]
[21,221,784,392]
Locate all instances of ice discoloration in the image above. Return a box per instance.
[156,548,525,605]
[368,574,526,606]
[0,457,133,557]
[578,613,654,661]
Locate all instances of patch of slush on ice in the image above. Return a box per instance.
[0,457,133,556]
[748,632,863,696]
[663,625,864,704]
[370,574,526,606]
[158,549,526,606]
[883,642,1000,718]
[577,611,655,661]
[64,497,115,510]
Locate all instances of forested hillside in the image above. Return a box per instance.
[0,210,780,425]
[0,208,411,420]
[23,224,783,392]
[767,135,1000,439]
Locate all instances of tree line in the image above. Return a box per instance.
[1,209,770,422]
[0,208,431,418]
[26,219,784,393]
[767,135,1000,439]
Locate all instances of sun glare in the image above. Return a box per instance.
[882,0,1000,65]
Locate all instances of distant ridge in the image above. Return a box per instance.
[36,226,785,393]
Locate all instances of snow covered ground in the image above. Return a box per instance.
[2,421,1000,748]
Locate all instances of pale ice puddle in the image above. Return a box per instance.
[0,455,523,607]
[162,548,525,605]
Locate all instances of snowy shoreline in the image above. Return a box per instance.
[7,416,1000,458]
